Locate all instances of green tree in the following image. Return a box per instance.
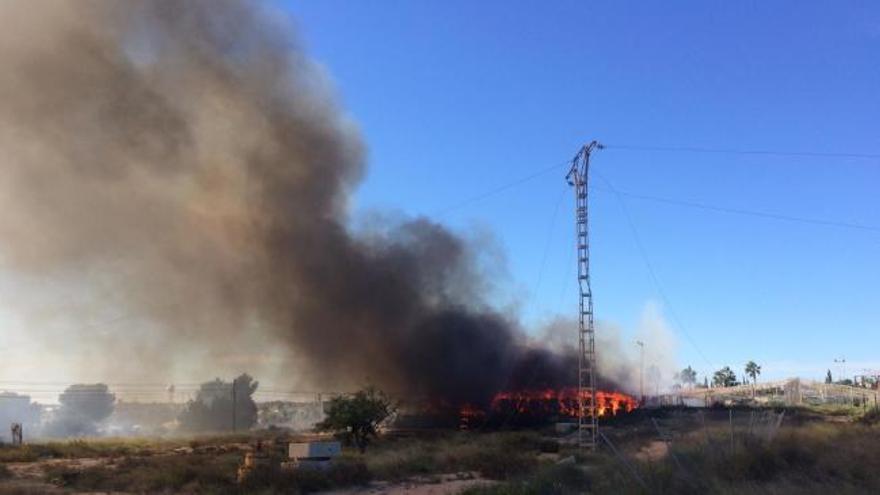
[825,369,833,384]
[678,366,698,389]
[47,384,116,437]
[317,387,396,453]
[178,374,259,432]
[59,384,115,422]
[745,361,762,385]
[712,366,739,388]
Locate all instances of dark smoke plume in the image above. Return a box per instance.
[0,0,579,406]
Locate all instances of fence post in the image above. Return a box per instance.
[729,409,734,454]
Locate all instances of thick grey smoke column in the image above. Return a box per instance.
[0,0,563,404]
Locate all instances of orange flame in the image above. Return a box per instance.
[479,387,638,419]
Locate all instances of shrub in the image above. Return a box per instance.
[178,374,259,433]
[456,450,537,480]
[859,407,880,425]
[317,387,396,453]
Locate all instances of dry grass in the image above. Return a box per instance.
[0,439,142,463]
[0,430,305,463]
[364,431,545,481]
[461,409,880,495]
[238,458,371,494]
[43,453,240,493]
[858,407,880,425]
[38,454,373,495]
[6,410,880,494]
[598,417,880,494]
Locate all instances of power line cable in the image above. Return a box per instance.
[555,239,576,315]
[593,170,714,369]
[0,380,202,387]
[528,181,568,312]
[432,160,570,217]
[428,147,876,234]
[604,143,880,160]
[492,182,571,430]
[590,185,880,233]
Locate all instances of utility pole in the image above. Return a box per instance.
[636,341,645,404]
[11,423,22,446]
[834,357,846,384]
[566,140,603,451]
[232,378,237,432]
[834,357,852,406]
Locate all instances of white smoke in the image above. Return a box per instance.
[539,301,680,395]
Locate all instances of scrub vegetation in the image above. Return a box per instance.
[2,407,880,494]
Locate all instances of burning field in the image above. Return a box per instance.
[488,388,638,418]
[458,388,638,429]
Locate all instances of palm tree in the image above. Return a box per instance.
[745,361,761,385]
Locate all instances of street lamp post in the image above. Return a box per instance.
[834,357,852,406]
[636,341,645,404]
[834,357,847,384]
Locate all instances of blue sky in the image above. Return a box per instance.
[275,1,880,383]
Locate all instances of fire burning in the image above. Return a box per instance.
[0,0,663,411]
[491,388,638,418]
[457,388,638,429]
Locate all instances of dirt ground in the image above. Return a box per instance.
[1,457,112,494]
[1,457,493,495]
[320,473,495,495]
[632,440,669,462]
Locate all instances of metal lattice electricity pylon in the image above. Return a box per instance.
[566,141,603,450]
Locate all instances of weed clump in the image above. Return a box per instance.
[859,407,880,425]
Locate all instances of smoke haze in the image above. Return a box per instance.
[539,302,680,395]
[0,0,674,405]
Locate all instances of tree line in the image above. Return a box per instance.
[675,361,763,389]
[25,374,261,437]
